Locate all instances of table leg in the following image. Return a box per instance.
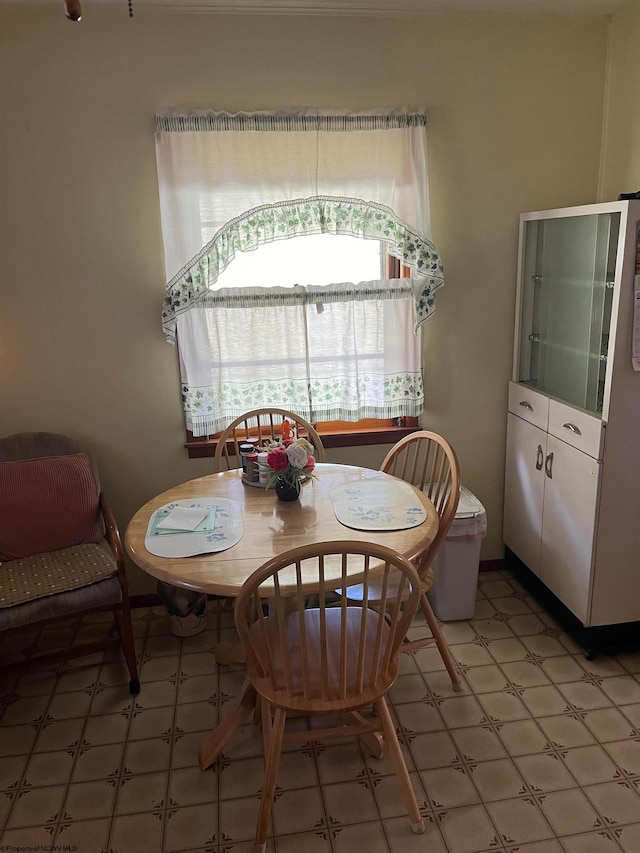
[198,676,258,770]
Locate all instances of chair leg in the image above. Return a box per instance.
[113,603,140,694]
[374,697,424,834]
[253,694,263,728]
[259,696,271,760]
[255,705,286,851]
[419,593,462,691]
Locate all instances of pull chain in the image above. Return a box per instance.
[128,0,133,16]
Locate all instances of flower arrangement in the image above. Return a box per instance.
[262,436,317,492]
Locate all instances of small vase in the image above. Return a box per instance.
[275,476,301,502]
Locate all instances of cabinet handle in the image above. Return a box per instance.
[536,445,544,470]
[519,401,534,411]
[545,452,554,479]
[563,422,582,436]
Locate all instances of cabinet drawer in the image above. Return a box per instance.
[508,382,549,430]
[548,400,604,459]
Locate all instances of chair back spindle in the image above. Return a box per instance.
[213,408,325,472]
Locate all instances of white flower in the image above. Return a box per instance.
[285,444,308,469]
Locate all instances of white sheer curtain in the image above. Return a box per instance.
[154,108,444,436]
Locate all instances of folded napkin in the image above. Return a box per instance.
[150,505,217,536]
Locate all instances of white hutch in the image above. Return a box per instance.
[503,200,640,640]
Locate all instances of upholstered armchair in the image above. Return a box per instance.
[0,432,139,693]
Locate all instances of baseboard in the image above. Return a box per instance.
[479,558,506,572]
[130,593,162,608]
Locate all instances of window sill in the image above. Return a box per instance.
[185,423,418,459]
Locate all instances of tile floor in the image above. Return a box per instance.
[1,569,640,853]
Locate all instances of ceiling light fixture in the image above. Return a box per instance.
[64,0,133,21]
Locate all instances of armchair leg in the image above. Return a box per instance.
[113,604,140,694]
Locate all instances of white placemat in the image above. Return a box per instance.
[330,479,427,531]
[145,498,243,558]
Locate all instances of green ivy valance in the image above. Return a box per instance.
[162,196,444,343]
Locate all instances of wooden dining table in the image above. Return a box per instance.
[124,462,439,769]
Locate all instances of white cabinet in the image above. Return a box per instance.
[504,392,601,625]
[503,201,640,629]
[539,432,599,623]
[504,411,545,576]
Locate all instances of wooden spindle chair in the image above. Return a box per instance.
[234,540,426,851]
[213,408,325,473]
[341,431,463,690]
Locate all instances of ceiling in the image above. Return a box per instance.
[1,0,631,14]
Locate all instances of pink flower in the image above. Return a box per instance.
[304,456,316,473]
[267,448,289,472]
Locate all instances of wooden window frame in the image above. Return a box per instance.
[185,417,420,458]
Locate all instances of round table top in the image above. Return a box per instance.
[124,463,438,598]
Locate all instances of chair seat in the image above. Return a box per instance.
[248,606,397,711]
[0,574,123,632]
[342,565,435,604]
[0,541,117,609]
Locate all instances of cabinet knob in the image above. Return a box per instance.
[519,401,534,411]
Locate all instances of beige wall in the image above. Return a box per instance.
[599,0,640,200]
[0,5,625,593]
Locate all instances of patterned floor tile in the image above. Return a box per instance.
[535,787,604,835]
[63,778,118,821]
[109,811,167,853]
[54,817,111,853]
[514,751,576,793]
[468,758,529,801]
[22,749,75,788]
[462,664,510,694]
[537,714,597,749]
[2,577,639,853]
[561,745,623,785]
[5,783,66,830]
[583,779,640,826]
[486,795,554,845]
[581,708,638,742]
[451,724,509,762]
[321,779,379,827]
[420,765,479,809]
[437,803,503,853]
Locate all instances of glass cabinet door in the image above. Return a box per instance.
[517,211,620,414]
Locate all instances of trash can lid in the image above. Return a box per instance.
[455,485,485,519]
[447,485,487,540]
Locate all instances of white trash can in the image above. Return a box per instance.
[427,485,487,621]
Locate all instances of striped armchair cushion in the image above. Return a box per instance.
[0,453,103,561]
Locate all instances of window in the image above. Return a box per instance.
[154,109,444,452]
[213,233,383,289]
